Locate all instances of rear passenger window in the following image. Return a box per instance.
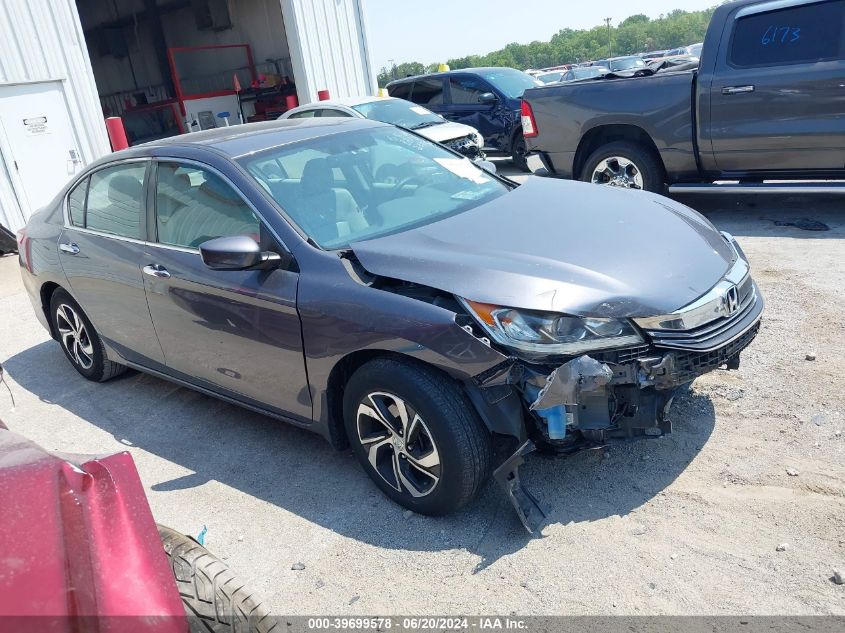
[318,109,353,117]
[449,77,490,104]
[410,79,444,105]
[388,83,412,100]
[85,164,146,239]
[730,0,845,66]
[288,110,317,119]
[155,162,260,249]
[67,178,88,228]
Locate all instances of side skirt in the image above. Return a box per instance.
[119,358,317,433]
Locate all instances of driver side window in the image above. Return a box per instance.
[154,162,260,249]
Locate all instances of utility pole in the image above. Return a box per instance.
[605,17,613,58]
[388,59,397,81]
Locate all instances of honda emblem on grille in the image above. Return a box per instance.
[723,285,740,315]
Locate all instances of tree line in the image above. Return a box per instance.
[377,7,716,87]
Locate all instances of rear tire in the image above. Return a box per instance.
[49,288,126,382]
[158,525,275,633]
[343,357,492,516]
[581,141,665,193]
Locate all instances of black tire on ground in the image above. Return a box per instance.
[157,525,276,633]
[48,288,126,382]
[511,132,531,173]
[581,140,665,193]
[343,356,492,516]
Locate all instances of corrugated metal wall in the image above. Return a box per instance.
[0,0,110,231]
[282,0,377,104]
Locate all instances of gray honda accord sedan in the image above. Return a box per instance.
[19,118,762,531]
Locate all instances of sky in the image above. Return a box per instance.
[363,0,716,71]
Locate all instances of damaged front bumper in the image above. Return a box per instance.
[486,298,762,533]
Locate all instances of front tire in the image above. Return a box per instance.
[343,357,492,516]
[157,525,274,633]
[511,132,530,173]
[49,288,126,382]
[581,141,665,193]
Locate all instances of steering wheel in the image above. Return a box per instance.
[391,175,425,193]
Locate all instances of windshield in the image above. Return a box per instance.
[688,43,703,57]
[478,68,541,98]
[537,71,563,84]
[610,57,646,71]
[575,67,606,79]
[241,126,508,249]
[352,98,444,130]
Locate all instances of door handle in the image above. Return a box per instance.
[722,85,755,95]
[59,242,80,255]
[142,264,171,279]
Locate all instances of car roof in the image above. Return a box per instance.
[387,66,522,86]
[133,117,385,158]
[297,95,390,108]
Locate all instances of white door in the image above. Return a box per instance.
[0,81,84,224]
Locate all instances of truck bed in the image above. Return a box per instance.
[524,70,698,182]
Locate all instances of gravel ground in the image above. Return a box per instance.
[0,159,842,615]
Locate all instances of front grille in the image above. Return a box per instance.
[446,134,473,149]
[445,135,480,157]
[672,321,760,383]
[593,345,652,364]
[644,286,762,352]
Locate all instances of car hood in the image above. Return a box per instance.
[417,121,479,143]
[351,177,735,318]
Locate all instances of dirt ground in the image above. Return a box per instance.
[0,174,842,615]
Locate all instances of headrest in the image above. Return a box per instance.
[108,174,142,204]
[198,174,241,206]
[300,158,333,196]
[159,168,192,194]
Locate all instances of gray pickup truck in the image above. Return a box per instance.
[522,0,845,193]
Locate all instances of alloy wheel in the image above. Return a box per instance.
[591,156,644,189]
[356,391,441,498]
[56,304,94,370]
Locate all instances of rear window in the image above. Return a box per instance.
[409,78,444,105]
[388,82,412,100]
[730,0,845,67]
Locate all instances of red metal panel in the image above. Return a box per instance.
[0,427,187,632]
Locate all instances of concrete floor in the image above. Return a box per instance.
[0,163,842,615]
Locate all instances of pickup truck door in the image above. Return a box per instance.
[707,0,845,173]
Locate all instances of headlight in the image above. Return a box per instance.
[461,299,644,355]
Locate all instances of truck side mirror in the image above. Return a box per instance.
[478,92,498,105]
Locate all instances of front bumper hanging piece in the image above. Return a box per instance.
[493,440,548,534]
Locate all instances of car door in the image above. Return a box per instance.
[707,0,845,173]
[141,159,310,420]
[445,74,508,150]
[59,160,166,366]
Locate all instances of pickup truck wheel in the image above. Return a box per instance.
[582,142,664,192]
[511,134,531,172]
[343,357,492,516]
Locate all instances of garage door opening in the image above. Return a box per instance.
[76,0,298,145]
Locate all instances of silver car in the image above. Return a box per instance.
[280,96,484,159]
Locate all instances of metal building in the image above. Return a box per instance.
[0,0,377,233]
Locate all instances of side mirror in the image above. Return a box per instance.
[478,92,498,105]
[199,235,280,271]
[475,159,497,174]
